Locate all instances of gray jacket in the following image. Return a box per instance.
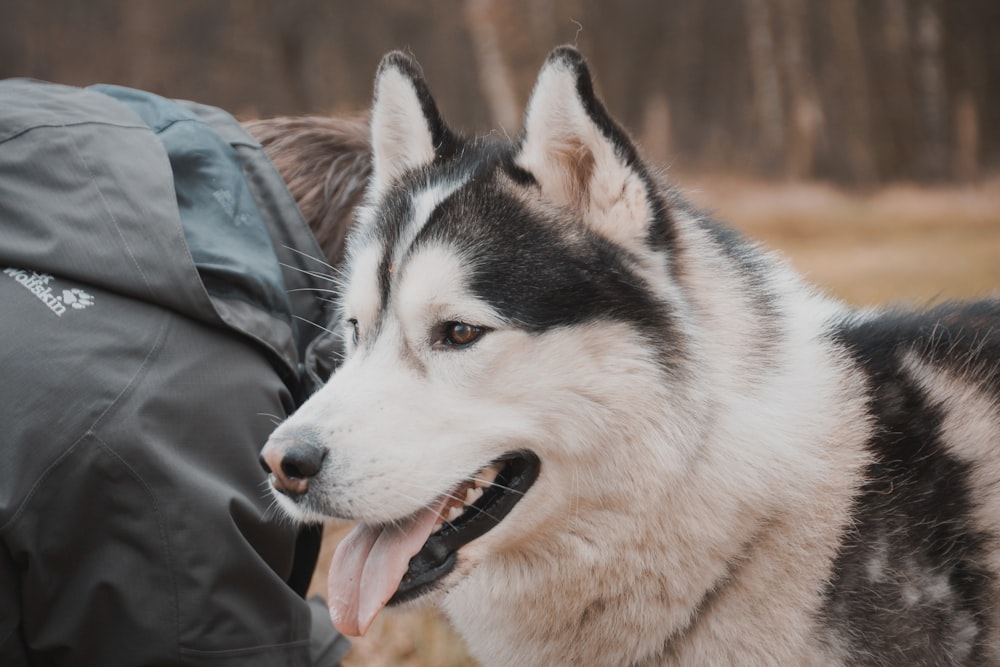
[0,80,346,666]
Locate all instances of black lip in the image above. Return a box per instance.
[388,450,540,606]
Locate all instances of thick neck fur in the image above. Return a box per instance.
[440,199,872,666]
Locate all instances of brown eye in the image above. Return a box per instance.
[442,322,484,348]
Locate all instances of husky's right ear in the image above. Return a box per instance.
[367,51,453,203]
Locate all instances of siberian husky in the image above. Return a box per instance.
[261,47,1000,666]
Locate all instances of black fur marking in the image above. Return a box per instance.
[377,51,461,163]
[499,156,538,187]
[370,190,412,325]
[905,301,1000,391]
[407,153,682,366]
[824,304,1000,664]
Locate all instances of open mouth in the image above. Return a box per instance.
[390,450,541,605]
[327,450,540,636]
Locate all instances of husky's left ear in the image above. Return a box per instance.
[367,51,454,202]
[516,47,663,251]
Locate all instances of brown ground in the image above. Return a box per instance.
[308,179,1000,666]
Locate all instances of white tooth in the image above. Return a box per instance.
[446,505,465,522]
[465,486,484,505]
[475,465,500,488]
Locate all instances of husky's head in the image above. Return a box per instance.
[262,47,699,637]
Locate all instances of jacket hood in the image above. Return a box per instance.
[0,79,336,385]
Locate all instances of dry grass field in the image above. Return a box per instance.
[690,178,1000,307]
[308,179,1000,666]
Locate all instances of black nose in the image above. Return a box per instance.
[260,439,327,498]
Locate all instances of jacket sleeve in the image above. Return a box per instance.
[0,299,348,666]
[0,543,28,667]
[309,597,352,665]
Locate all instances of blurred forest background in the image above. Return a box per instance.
[4,2,998,665]
[3,0,999,184]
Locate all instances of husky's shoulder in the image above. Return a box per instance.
[822,300,1000,663]
[836,299,1000,385]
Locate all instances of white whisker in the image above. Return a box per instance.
[293,315,339,337]
[279,261,344,285]
[480,483,526,498]
[257,412,284,427]
[282,244,343,274]
[469,475,527,498]
[393,477,510,526]
[287,286,343,296]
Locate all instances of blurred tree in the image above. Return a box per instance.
[465,0,520,131]
[2,0,997,185]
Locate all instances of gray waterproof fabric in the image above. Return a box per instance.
[0,80,347,666]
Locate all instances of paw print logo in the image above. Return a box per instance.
[61,288,95,310]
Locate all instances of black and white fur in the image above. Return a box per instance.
[265,47,1000,666]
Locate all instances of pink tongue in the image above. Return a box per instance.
[328,496,450,636]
